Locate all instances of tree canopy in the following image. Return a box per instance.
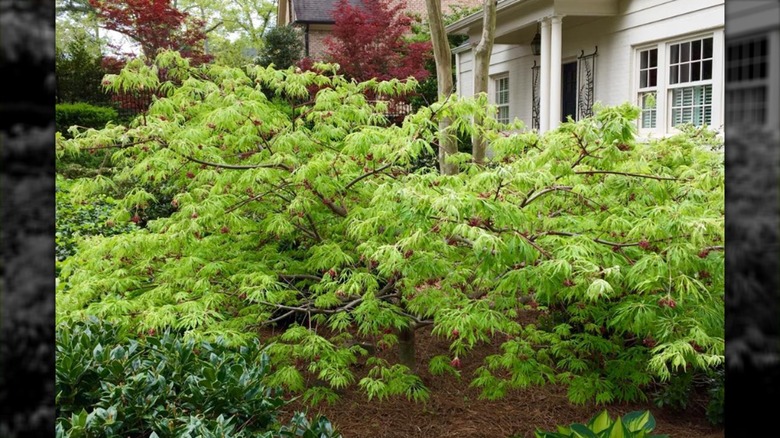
[57,51,724,406]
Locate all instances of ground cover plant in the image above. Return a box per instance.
[534,410,667,438]
[56,51,724,414]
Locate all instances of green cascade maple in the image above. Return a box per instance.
[57,51,724,406]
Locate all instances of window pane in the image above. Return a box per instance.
[649,69,657,87]
[692,62,701,81]
[680,63,689,82]
[760,39,767,56]
[641,51,648,69]
[671,45,679,64]
[703,60,712,80]
[670,65,679,84]
[650,49,657,67]
[703,37,713,58]
[692,40,701,60]
[681,42,690,62]
[671,85,712,127]
[640,71,647,88]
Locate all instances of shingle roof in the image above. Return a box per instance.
[292,0,365,24]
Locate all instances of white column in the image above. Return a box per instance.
[549,15,563,130]
[711,29,725,133]
[540,18,551,132]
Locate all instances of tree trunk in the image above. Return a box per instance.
[398,325,416,369]
[425,0,458,175]
[471,0,497,165]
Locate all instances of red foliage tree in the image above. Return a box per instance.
[324,0,431,83]
[89,0,212,65]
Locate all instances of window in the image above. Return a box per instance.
[636,34,720,132]
[495,76,510,124]
[726,36,768,126]
[638,48,658,128]
[668,37,713,127]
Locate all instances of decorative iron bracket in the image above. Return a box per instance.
[532,60,540,130]
[577,46,598,119]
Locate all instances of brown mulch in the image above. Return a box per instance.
[276,310,724,438]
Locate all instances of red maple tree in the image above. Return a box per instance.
[89,0,212,65]
[324,0,431,83]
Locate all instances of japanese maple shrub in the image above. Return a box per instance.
[57,51,724,406]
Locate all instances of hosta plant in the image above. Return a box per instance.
[56,51,724,406]
[535,410,668,438]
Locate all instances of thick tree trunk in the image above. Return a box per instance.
[425,0,458,175]
[398,325,416,369]
[471,0,497,165]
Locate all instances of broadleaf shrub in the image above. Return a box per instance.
[56,51,724,406]
[55,317,340,437]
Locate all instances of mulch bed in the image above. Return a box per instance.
[276,310,724,438]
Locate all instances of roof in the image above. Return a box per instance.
[292,0,365,24]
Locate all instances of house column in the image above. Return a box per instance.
[549,15,563,130]
[539,18,551,132]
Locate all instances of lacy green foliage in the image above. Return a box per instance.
[535,410,668,438]
[56,51,724,405]
[55,318,340,437]
[56,177,137,262]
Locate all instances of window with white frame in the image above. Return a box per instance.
[638,48,658,129]
[726,35,768,126]
[494,76,510,124]
[668,37,714,127]
[636,35,718,131]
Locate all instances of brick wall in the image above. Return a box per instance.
[401,0,483,18]
[306,26,333,60]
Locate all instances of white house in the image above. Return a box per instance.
[446,0,726,136]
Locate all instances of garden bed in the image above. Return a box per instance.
[281,311,724,438]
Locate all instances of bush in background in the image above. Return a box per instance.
[55,102,118,137]
[257,25,303,69]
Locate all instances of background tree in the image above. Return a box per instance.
[55,31,111,105]
[424,0,457,175]
[177,0,277,67]
[89,0,212,64]
[471,0,497,165]
[257,25,304,69]
[325,0,431,83]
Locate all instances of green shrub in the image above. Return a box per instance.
[705,367,724,425]
[56,102,119,137]
[56,103,119,175]
[55,318,340,437]
[257,25,303,69]
[535,410,668,438]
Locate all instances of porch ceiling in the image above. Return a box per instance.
[447,0,618,40]
[494,16,603,45]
